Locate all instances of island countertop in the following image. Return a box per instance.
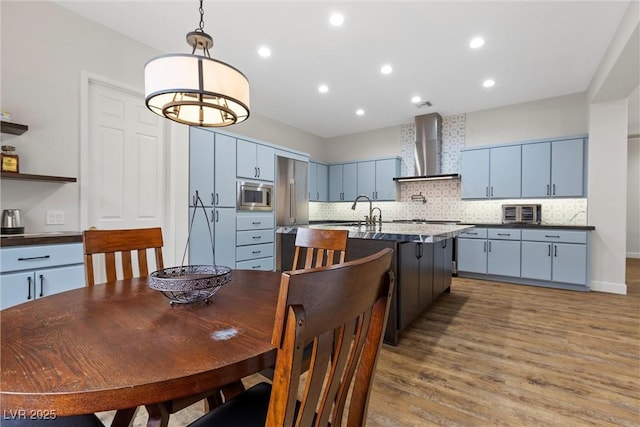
[277,222,473,243]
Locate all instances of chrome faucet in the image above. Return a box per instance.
[371,206,382,226]
[351,195,373,224]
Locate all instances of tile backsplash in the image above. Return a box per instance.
[310,114,588,226]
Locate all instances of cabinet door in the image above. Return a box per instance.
[456,238,487,274]
[487,240,521,277]
[551,139,584,197]
[214,134,237,207]
[342,163,358,201]
[433,238,452,296]
[188,207,215,265]
[552,243,587,285]
[316,163,328,202]
[461,149,490,199]
[418,243,434,309]
[256,144,275,181]
[328,164,343,201]
[236,139,257,179]
[490,145,521,198]
[1,271,33,309]
[521,241,552,281]
[398,243,421,330]
[214,208,236,268]
[357,161,376,199]
[522,142,551,198]
[189,127,215,206]
[40,265,85,296]
[308,162,318,200]
[375,159,400,200]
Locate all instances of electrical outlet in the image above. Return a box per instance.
[46,210,65,225]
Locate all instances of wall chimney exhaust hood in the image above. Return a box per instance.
[393,112,460,182]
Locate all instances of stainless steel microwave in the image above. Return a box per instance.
[237,181,273,211]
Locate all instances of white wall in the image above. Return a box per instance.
[323,125,403,164]
[465,92,588,146]
[628,137,640,258]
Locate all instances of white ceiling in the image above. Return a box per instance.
[51,0,634,138]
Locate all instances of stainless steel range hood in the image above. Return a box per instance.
[393,112,460,182]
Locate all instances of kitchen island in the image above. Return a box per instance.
[277,222,472,345]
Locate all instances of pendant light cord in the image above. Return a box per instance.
[197,0,205,32]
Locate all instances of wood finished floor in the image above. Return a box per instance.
[100,259,639,426]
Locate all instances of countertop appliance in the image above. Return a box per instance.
[2,209,24,234]
[276,156,309,226]
[502,204,542,224]
[237,181,273,211]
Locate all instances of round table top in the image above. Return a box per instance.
[0,269,280,415]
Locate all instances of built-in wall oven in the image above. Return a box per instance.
[237,181,273,211]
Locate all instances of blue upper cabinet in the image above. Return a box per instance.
[522,138,585,198]
[214,134,237,207]
[309,161,328,202]
[237,139,275,182]
[489,145,521,198]
[522,142,552,197]
[355,158,400,201]
[189,127,215,206]
[464,136,586,200]
[329,163,357,202]
[357,161,376,199]
[461,149,490,199]
[551,138,584,197]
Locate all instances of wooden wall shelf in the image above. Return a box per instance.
[0,121,29,135]
[1,172,76,183]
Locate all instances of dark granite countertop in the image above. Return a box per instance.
[0,232,83,247]
[461,223,595,231]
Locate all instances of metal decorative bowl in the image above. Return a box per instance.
[149,265,232,304]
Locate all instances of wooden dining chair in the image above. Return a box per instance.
[187,247,395,427]
[82,227,227,427]
[82,227,164,286]
[291,227,348,270]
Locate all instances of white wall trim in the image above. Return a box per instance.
[626,252,640,259]
[590,280,627,295]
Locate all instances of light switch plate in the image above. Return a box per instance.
[46,210,65,225]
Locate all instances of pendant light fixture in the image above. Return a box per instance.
[144,0,250,127]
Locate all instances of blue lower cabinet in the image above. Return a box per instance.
[487,239,521,277]
[457,238,487,274]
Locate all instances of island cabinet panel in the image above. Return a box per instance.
[397,242,434,330]
[433,238,453,296]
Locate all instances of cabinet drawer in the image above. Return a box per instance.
[488,229,521,240]
[521,230,587,244]
[236,257,274,271]
[458,228,487,239]
[236,215,275,231]
[236,230,274,246]
[236,243,274,261]
[1,243,83,273]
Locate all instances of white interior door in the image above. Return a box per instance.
[86,80,166,231]
[83,77,167,282]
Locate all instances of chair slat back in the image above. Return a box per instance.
[291,227,348,270]
[269,248,394,427]
[82,227,164,286]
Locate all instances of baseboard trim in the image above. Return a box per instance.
[626,252,640,259]
[590,280,627,295]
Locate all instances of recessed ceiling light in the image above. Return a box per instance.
[356,109,365,116]
[257,46,271,58]
[469,37,485,49]
[318,84,329,93]
[483,79,496,88]
[411,96,422,104]
[380,64,393,75]
[329,13,344,26]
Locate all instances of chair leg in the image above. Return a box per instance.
[144,404,170,427]
[110,407,138,427]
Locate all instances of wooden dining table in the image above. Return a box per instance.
[0,269,280,426]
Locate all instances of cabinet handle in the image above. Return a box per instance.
[252,265,261,269]
[215,210,219,223]
[252,236,262,240]
[466,232,479,235]
[490,186,494,197]
[545,235,560,238]
[552,184,556,195]
[485,187,489,197]
[254,167,258,178]
[488,241,492,252]
[554,245,558,257]
[316,192,319,200]
[27,276,33,300]
[252,250,261,254]
[497,233,510,236]
[442,239,447,248]
[215,193,219,205]
[548,244,551,257]
[39,274,44,297]
[18,255,51,261]
[483,242,487,252]
[546,184,550,196]
[252,221,262,225]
